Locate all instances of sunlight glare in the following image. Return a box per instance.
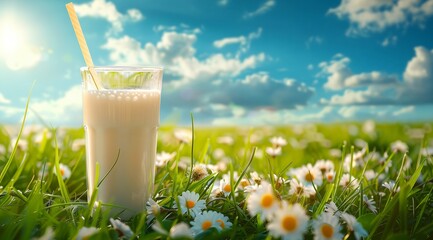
[0,17,26,56]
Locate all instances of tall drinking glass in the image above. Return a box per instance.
[81,66,163,219]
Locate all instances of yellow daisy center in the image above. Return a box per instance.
[282,215,297,232]
[60,168,65,176]
[305,172,314,182]
[321,224,334,238]
[216,219,225,228]
[223,184,231,193]
[201,220,212,230]
[327,174,333,181]
[186,200,195,209]
[260,193,274,208]
[240,179,250,188]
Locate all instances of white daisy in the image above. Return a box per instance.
[9,137,28,152]
[250,171,262,185]
[71,138,86,152]
[267,202,309,240]
[246,181,279,220]
[169,222,193,239]
[312,212,343,240]
[314,160,334,174]
[244,183,261,193]
[364,170,377,181]
[238,178,251,190]
[217,135,234,145]
[270,136,287,147]
[214,211,233,231]
[212,148,226,159]
[340,212,368,240]
[343,149,367,171]
[382,181,400,194]
[146,198,160,224]
[177,191,206,217]
[329,148,342,158]
[76,227,99,240]
[295,164,323,187]
[363,195,377,214]
[324,201,341,217]
[110,218,134,238]
[190,211,222,235]
[219,178,233,197]
[0,144,5,155]
[266,146,282,158]
[54,163,71,180]
[156,151,176,167]
[325,171,335,183]
[174,129,192,143]
[288,178,315,198]
[339,174,359,189]
[390,140,408,153]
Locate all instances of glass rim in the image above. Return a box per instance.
[80,66,163,72]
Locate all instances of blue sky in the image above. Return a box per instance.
[0,0,432,126]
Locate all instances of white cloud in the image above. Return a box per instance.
[3,46,45,71]
[338,106,359,118]
[28,85,83,126]
[153,24,201,34]
[243,0,275,19]
[381,36,398,47]
[318,55,352,90]
[393,106,415,116]
[102,32,265,87]
[329,0,433,36]
[306,36,323,48]
[0,93,11,104]
[214,36,246,48]
[74,0,144,35]
[213,28,262,56]
[345,71,398,87]
[318,54,398,90]
[321,46,433,105]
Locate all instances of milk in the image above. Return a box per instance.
[83,89,160,218]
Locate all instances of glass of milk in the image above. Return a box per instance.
[80,66,163,219]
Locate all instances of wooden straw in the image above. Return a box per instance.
[66,2,100,90]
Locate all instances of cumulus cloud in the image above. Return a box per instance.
[393,106,415,116]
[75,0,143,35]
[243,0,275,19]
[318,54,397,90]
[102,31,266,87]
[402,46,433,103]
[162,71,315,114]
[211,106,332,126]
[338,106,359,118]
[28,85,83,126]
[329,0,433,36]
[101,24,315,124]
[321,46,433,105]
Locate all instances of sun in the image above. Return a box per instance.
[0,18,26,56]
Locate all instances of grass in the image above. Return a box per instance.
[0,120,432,239]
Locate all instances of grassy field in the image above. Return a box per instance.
[0,121,432,239]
